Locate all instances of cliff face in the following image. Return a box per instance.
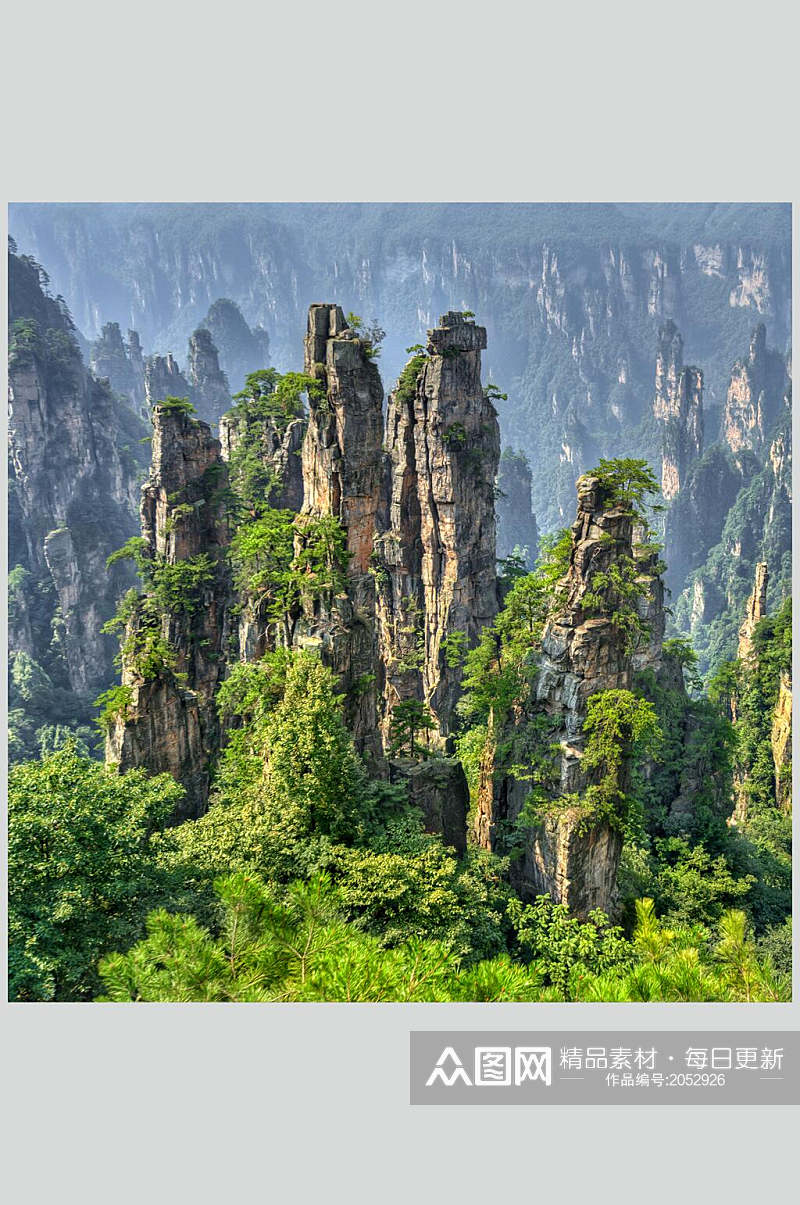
[771,672,792,812]
[536,475,634,783]
[13,204,789,540]
[105,405,231,817]
[8,246,147,705]
[652,321,703,501]
[723,324,789,456]
[301,305,385,575]
[200,298,270,393]
[476,473,647,918]
[496,449,539,569]
[296,304,386,762]
[737,562,769,660]
[90,322,147,416]
[375,313,500,744]
[666,328,791,676]
[187,328,232,425]
[144,353,192,410]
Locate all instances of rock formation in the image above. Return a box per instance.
[723,324,789,456]
[8,245,147,704]
[90,321,147,416]
[201,298,271,394]
[187,328,232,425]
[771,672,792,811]
[652,320,703,501]
[297,304,386,763]
[496,448,539,570]
[535,474,635,785]
[374,312,500,745]
[144,353,192,410]
[105,404,231,818]
[737,562,769,660]
[475,472,648,917]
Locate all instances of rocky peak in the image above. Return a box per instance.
[475,473,640,918]
[496,448,539,570]
[144,352,192,410]
[652,320,703,500]
[8,246,146,699]
[301,304,386,575]
[142,405,229,560]
[201,297,270,393]
[737,561,769,660]
[106,405,231,818]
[296,304,386,762]
[537,474,634,767]
[187,328,232,426]
[722,323,789,456]
[375,311,500,745]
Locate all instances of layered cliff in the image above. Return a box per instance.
[8,243,148,755]
[374,313,500,745]
[295,304,386,762]
[187,328,232,425]
[474,471,659,917]
[722,324,789,456]
[662,325,791,676]
[89,322,147,416]
[105,404,231,817]
[144,353,192,411]
[12,204,790,539]
[652,321,703,501]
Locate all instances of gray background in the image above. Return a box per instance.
[2,0,799,1199]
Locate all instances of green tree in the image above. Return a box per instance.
[8,747,186,1000]
[389,699,437,759]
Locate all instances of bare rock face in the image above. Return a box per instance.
[388,758,469,855]
[525,810,623,917]
[737,562,769,660]
[90,321,147,416]
[723,324,789,456]
[652,320,703,501]
[771,672,792,811]
[144,353,192,409]
[106,405,231,818]
[8,247,147,698]
[302,304,386,573]
[496,448,539,570]
[476,473,637,917]
[298,304,386,763]
[187,328,232,425]
[375,313,500,745]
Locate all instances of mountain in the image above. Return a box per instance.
[10,203,791,534]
